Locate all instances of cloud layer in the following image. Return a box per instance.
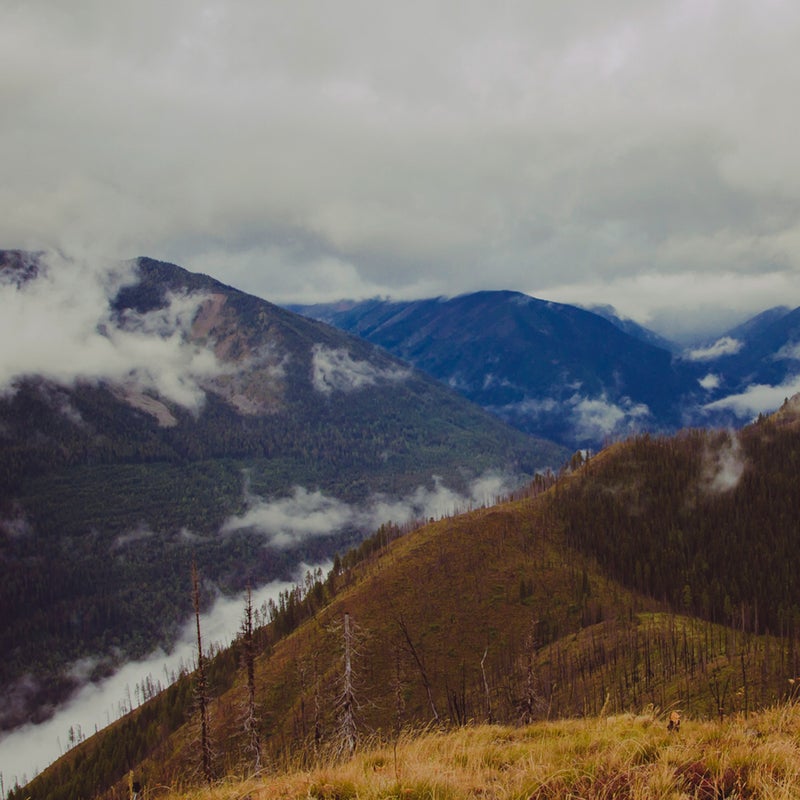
[311,344,410,395]
[3,2,800,338]
[0,253,225,409]
[223,473,514,547]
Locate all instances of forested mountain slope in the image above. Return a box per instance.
[289,292,694,448]
[548,396,800,634]
[0,252,565,733]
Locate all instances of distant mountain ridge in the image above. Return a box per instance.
[289,292,693,447]
[291,293,800,442]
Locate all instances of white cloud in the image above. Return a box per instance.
[704,377,800,419]
[222,486,355,548]
[311,344,409,395]
[0,252,226,410]
[702,433,745,494]
[222,473,519,547]
[774,342,800,361]
[0,571,308,788]
[497,393,650,442]
[698,373,721,391]
[685,336,744,361]
[572,394,650,442]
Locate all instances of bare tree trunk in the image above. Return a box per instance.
[241,586,263,773]
[397,614,440,724]
[192,562,214,784]
[480,647,493,724]
[337,612,358,756]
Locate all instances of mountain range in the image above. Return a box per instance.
[289,294,800,447]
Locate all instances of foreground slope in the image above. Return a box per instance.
[140,706,800,800]
[22,398,800,799]
[0,251,565,732]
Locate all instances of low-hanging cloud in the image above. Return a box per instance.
[222,473,516,548]
[497,392,650,443]
[572,394,650,442]
[704,376,800,419]
[701,432,746,494]
[311,344,409,395]
[685,336,744,362]
[0,252,226,410]
[698,373,721,391]
[773,342,800,361]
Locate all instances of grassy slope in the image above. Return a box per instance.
[158,702,800,799]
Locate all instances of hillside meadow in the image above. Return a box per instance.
[143,701,800,799]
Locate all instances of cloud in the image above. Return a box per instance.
[685,336,744,361]
[311,344,409,395]
[698,373,721,391]
[222,473,518,547]
[3,2,800,338]
[536,271,800,343]
[497,393,650,443]
[774,342,800,361]
[222,486,355,548]
[572,394,650,442]
[704,377,800,419]
[0,252,226,410]
[701,433,745,494]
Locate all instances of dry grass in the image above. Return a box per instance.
[156,701,800,800]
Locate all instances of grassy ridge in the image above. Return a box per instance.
[137,703,800,799]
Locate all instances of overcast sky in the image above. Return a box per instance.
[2,0,799,340]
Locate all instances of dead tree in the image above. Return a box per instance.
[396,613,440,724]
[480,646,493,724]
[240,586,263,773]
[192,562,214,783]
[335,612,359,757]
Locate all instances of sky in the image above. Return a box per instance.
[2,0,800,341]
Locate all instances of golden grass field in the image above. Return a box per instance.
[157,700,800,800]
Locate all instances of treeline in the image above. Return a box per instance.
[548,419,800,638]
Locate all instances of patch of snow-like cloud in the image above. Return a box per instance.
[222,487,355,548]
[222,473,517,547]
[774,342,800,361]
[685,336,744,361]
[698,373,721,391]
[111,523,156,551]
[572,394,650,442]
[497,393,650,444]
[704,376,800,419]
[701,432,746,494]
[0,252,226,410]
[311,344,410,395]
